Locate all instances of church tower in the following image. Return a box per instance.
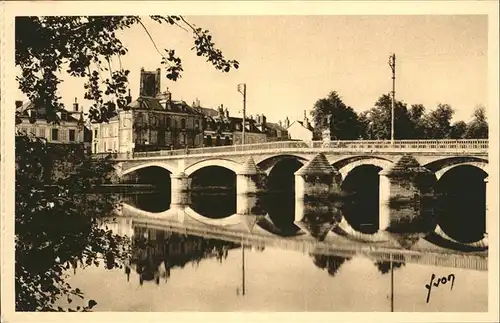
[139,67,161,97]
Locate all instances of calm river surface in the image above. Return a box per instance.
[60,191,488,312]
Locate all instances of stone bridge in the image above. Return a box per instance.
[112,139,488,178]
[104,139,490,240]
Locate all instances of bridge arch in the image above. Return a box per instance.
[184,158,240,176]
[121,161,177,177]
[334,157,393,181]
[434,161,488,180]
[256,154,309,174]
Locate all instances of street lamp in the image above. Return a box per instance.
[237,83,246,145]
[388,53,396,144]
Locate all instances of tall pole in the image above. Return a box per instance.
[388,53,396,144]
[390,254,394,312]
[242,244,246,295]
[237,83,247,145]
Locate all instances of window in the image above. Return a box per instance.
[69,129,76,141]
[51,128,59,141]
[195,120,200,129]
[150,130,158,144]
[181,119,186,129]
[94,129,98,138]
[166,117,171,128]
[60,129,68,142]
[39,128,46,138]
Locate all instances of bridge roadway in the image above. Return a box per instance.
[105,139,489,178]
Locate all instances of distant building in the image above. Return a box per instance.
[193,101,267,146]
[265,120,290,141]
[15,98,91,151]
[286,111,314,141]
[91,68,205,154]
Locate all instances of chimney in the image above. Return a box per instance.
[225,107,229,118]
[284,116,290,128]
[73,97,79,112]
[155,68,161,97]
[303,110,307,122]
[279,120,282,127]
[15,100,23,109]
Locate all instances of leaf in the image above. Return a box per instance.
[88,299,97,309]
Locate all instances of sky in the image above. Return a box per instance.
[15,15,488,124]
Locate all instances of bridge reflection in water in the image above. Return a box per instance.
[69,190,486,312]
[87,192,487,312]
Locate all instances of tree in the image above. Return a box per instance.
[15,135,130,311]
[465,105,488,138]
[15,15,239,311]
[15,16,239,124]
[310,91,362,140]
[361,94,413,140]
[421,103,454,139]
[408,104,426,138]
[449,121,468,139]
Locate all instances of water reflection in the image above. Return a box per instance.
[119,189,488,250]
[295,197,343,240]
[122,191,171,213]
[189,191,236,219]
[128,226,239,286]
[374,260,406,275]
[312,254,351,277]
[258,191,301,236]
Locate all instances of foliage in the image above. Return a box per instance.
[15,15,239,124]
[362,94,414,140]
[311,90,488,140]
[449,121,468,139]
[15,134,130,311]
[310,91,362,140]
[420,103,454,139]
[464,105,488,139]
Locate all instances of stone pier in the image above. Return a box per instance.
[236,156,267,195]
[379,154,436,234]
[170,172,190,205]
[294,153,342,200]
[236,156,267,231]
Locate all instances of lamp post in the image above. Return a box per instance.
[388,53,396,144]
[237,83,246,145]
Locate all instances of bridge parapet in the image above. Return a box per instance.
[103,139,487,161]
[133,139,488,159]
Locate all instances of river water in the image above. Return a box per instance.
[60,191,488,312]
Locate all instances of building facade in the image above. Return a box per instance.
[194,102,267,146]
[15,99,91,151]
[265,120,290,142]
[92,68,205,154]
[287,111,314,142]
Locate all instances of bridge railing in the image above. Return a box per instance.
[132,140,310,158]
[100,139,488,160]
[312,139,489,150]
